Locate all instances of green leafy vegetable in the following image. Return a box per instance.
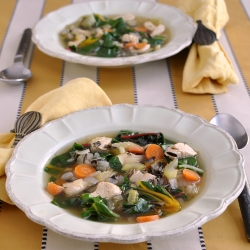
[178,157,198,167]
[80,194,120,221]
[123,198,153,214]
[108,156,123,172]
[49,152,73,167]
[119,176,131,192]
[113,130,166,146]
[75,40,102,55]
[52,194,81,208]
[147,36,165,46]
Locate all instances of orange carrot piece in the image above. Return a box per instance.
[134,26,147,32]
[47,182,64,195]
[136,214,160,223]
[74,164,96,178]
[127,144,145,155]
[182,169,200,182]
[134,42,147,50]
[124,42,136,48]
[145,144,164,160]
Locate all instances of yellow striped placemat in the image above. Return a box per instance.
[1,1,250,250]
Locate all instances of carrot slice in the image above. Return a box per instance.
[134,42,147,50]
[124,42,136,48]
[136,214,159,223]
[182,169,200,182]
[145,144,164,160]
[74,164,96,178]
[47,182,64,195]
[134,26,147,32]
[127,144,145,155]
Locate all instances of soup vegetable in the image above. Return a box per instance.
[44,131,203,223]
[60,13,168,58]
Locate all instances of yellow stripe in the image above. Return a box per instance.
[225,0,250,89]
[203,200,250,250]
[99,67,135,104]
[99,242,148,250]
[0,202,43,249]
[21,0,71,114]
[0,0,16,43]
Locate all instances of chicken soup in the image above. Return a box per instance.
[60,13,169,58]
[44,130,203,223]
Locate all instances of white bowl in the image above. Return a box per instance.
[32,0,196,67]
[6,104,245,243]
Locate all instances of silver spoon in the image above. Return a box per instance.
[0,28,32,85]
[210,113,250,241]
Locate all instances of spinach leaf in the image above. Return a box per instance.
[108,156,123,172]
[118,176,131,192]
[80,194,119,221]
[52,195,81,208]
[113,130,166,146]
[140,181,172,198]
[75,40,101,55]
[178,157,198,167]
[49,152,72,167]
[147,36,165,46]
[44,166,61,175]
[71,142,84,151]
[123,198,153,214]
[96,46,119,58]
[93,14,107,27]
[98,152,113,161]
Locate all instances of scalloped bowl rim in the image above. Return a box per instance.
[5,104,245,243]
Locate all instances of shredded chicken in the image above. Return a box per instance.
[91,181,122,199]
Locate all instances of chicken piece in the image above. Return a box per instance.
[90,137,112,153]
[63,179,88,197]
[117,153,145,165]
[165,143,197,159]
[95,27,104,38]
[122,33,139,44]
[143,21,156,31]
[91,181,122,199]
[129,170,156,184]
[150,24,165,37]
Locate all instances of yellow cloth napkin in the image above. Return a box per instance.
[177,0,238,94]
[0,78,112,204]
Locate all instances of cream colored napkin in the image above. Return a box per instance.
[0,78,112,204]
[177,0,238,94]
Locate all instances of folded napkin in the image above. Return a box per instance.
[0,78,112,204]
[177,0,238,94]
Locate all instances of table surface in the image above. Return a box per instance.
[1,0,250,250]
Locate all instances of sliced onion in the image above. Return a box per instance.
[75,149,90,155]
[83,176,99,186]
[61,172,74,181]
[107,177,118,185]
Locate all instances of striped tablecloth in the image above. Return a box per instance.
[1,0,250,249]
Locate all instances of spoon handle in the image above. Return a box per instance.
[238,183,250,241]
[15,28,32,60]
